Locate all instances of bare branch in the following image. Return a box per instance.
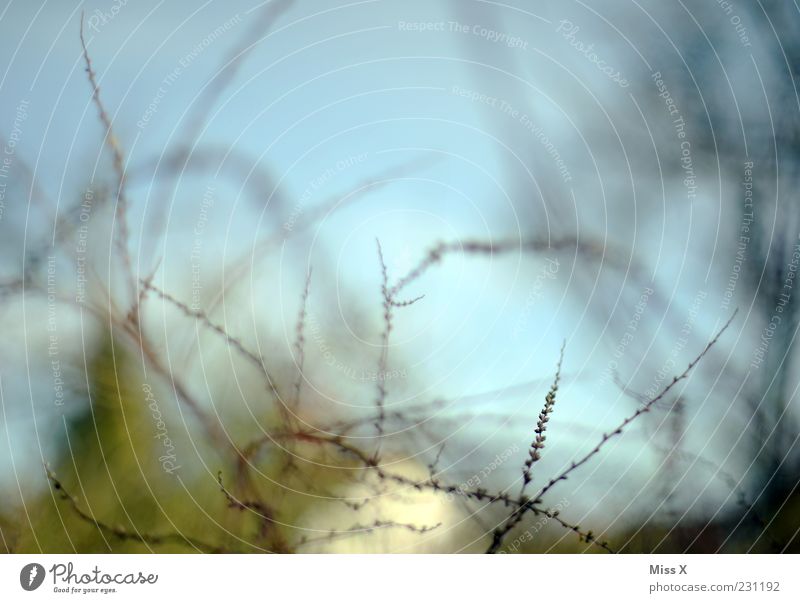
[142,281,279,398]
[47,466,225,553]
[531,311,738,507]
[79,13,134,299]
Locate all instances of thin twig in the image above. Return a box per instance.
[374,239,392,443]
[217,471,283,550]
[47,466,225,553]
[146,0,294,242]
[142,281,279,398]
[390,238,609,298]
[79,13,135,300]
[296,519,441,548]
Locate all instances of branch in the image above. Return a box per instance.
[79,13,134,299]
[296,519,441,549]
[530,311,738,506]
[142,281,279,399]
[47,466,225,553]
[374,239,392,442]
[217,472,280,547]
[390,237,608,298]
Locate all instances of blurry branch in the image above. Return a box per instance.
[78,19,241,464]
[217,472,282,550]
[32,274,229,451]
[612,371,651,406]
[138,280,300,507]
[146,0,294,245]
[6,255,226,453]
[46,466,225,553]
[295,519,441,549]
[390,237,614,298]
[128,259,162,327]
[427,443,447,477]
[531,311,738,507]
[374,240,392,443]
[141,281,280,401]
[332,403,440,436]
[181,0,294,147]
[117,284,230,450]
[139,280,298,464]
[267,269,314,503]
[238,397,447,465]
[296,432,520,505]
[204,155,438,316]
[130,146,275,195]
[79,13,134,300]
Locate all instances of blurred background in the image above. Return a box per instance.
[0,0,798,553]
